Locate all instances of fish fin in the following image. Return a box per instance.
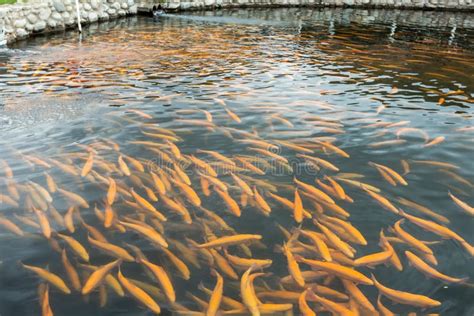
[306,289,318,301]
[197,282,206,292]
[273,245,283,253]
[288,226,301,244]
[398,208,407,217]
[459,277,470,284]
[293,254,303,262]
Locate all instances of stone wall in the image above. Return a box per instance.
[200,7,474,29]
[141,0,474,11]
[0,0,137,43]
[0,0,473,44]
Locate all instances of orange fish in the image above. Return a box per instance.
[198,234,262,249]
[117,269,161,314]
[293,190,304,223]
[371,274,441,308]
[82,260,121,295]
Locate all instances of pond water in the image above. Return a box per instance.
[0,8,473,316]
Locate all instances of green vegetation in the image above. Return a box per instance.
[0,0,17,5]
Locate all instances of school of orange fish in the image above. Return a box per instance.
[1,102,473,315]
[0,14,473,316]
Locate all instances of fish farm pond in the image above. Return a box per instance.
[0,7,473,316]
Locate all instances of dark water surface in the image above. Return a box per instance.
[0,8,473,316]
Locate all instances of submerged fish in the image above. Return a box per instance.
[371,274,441,308]
[2,33,472,315]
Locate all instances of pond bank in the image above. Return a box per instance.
[1,0,473,44]
[1,0,137,44]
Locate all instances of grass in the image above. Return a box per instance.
[0,0,17,5]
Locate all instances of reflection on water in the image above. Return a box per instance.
[0,8,473,316]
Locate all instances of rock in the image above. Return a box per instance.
[129,5,138,14]
[128,0,135,6]
[15,28,28,37]
[14,18,27,28]
[53,0,66,13]
[99,12,109,20]
[51,12,62,21]
[107,8,117,15]
[89,12,98,22]
[33,21,46,32]
[3,25,13,34]
[167,2,181,9]
[8,12,18,22]
[62,11,71,20]
[91,0,99,9]
[47,19,57,28]
[112,2,121,10]
[118,9,126,16]
[121,3,128,9]
[38,8,51,21]
[83,3,92,11]
[0,8,8,19]
[26,13,38,24]
[25,23,34,31]
[64,18,75,26]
